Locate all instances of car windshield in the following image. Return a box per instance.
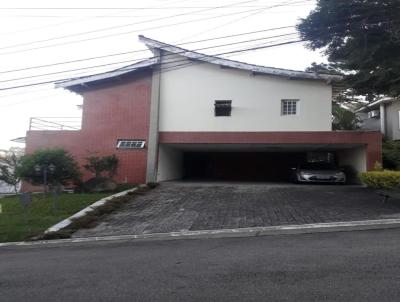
[299,162,337,170]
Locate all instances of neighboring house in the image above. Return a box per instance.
[358,97,400,140]
[23,35,382,188]
[0,181,15,194]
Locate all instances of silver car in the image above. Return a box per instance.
[292,162,346,184]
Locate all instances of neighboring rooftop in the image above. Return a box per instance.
[357,97,398,112]
[57,35,343,92]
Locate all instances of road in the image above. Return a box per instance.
[1,229,400,301]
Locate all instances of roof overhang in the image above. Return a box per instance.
[139,35,343,83]
[55,57,159,92]
[357,97,396,112]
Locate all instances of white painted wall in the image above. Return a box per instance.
[157,145,183,181]
[385,101,400,140]
[159,54,333,132]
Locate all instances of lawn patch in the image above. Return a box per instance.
[40,185,153,240]
[0,193,109,243]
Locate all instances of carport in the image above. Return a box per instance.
[157,143,368,182]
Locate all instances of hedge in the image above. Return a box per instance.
[360,171,400,190]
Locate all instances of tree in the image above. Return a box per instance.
[306,62,363,130]
[305,62,342,75]
[382,140,400,170]
[83,155,119,179]
[298,0,400,98]
[17,149,81,188]
[0,147,24,193]
[332,103,361,130]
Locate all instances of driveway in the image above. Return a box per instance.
[73,182,400,238]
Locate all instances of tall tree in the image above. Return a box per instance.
[298,0,400,98]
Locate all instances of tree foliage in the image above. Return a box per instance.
[298,0,400,97]
[0,148,24,193]
[83,154,119,179]
[17,149,81,186]
[332,103,361,130]
[382,140,400,170]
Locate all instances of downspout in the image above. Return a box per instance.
[146,49,162,183]
[379,103,386,137]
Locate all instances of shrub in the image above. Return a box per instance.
[360,171,400,190]
[83,177,117,193]
[382,141,400,170]
[17,149,81,187]
[84,154,119,178]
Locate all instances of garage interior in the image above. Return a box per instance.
[157,144,367,183]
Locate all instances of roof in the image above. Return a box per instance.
[10,137,26,144]
[139,35,342,82]
[55,57,159,91]
[357,97,396,112]
[57,35,342,92]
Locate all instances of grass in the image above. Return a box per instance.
[0,193,110,243]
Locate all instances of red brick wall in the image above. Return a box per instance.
[24,71,152,191]
[159,131,382,171]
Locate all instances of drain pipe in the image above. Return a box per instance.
[380,103,386,136]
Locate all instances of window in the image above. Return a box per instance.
[116,140,145,149]
[281,99,298,115]
[215,100,232,116]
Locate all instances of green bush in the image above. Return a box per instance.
[17,149,81,187]
[360,171,400,190]
[382,141,400,170]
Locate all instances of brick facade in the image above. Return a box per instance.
[23,71,152,191]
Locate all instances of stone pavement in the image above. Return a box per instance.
[72,182,400,238]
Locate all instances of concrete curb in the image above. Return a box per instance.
[2,218,400,248]
[44,187,139,234]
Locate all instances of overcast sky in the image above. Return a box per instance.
[0,0,325,149]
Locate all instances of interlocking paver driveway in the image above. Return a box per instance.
[73,182,400,238]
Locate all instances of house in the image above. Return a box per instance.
[358,97,400,140]
[23,35,382,188]
[0,181,15,194]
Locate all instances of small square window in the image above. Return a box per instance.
[117,140,145,149]
[281,99,298,115]
[215,100,232,117]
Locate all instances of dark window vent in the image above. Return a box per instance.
[215,100,232,117]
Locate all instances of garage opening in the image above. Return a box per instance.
[157,144,367,183]
[183,152,307,181]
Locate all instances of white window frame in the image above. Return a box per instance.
[116,140,146,149]
[281,99,299,116]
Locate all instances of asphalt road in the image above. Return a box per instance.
[2,229,400,302]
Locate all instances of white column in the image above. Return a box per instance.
[146,50,162,183]
[380,103,386,136]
